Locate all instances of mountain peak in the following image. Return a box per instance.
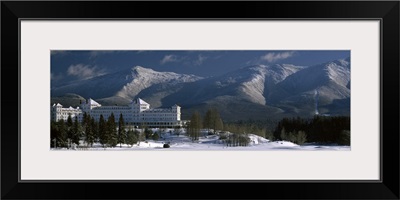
[240,64,267,70]
[334,58,350,67]
[132,65,154,72]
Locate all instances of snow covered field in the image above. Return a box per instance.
[51,128,350,151]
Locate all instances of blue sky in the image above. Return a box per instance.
[51,50,350,85]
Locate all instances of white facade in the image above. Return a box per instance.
[51,98,183,128]
[51,103,82,122]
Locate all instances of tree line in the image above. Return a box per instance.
[273,116,350,145]
[51,110,350,148]
[50,113,150,148]
[222,116,350,145]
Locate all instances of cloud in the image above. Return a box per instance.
[51,72,63,81]
[160,54,207,66]
[161,54,208,66]
[67,64,105,79]
[160,54,179,65]
[192,54,207,66]
[260,51,295,63]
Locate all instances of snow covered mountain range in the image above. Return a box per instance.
[51,57,350,121]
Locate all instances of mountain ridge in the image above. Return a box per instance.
[51,58,350,120]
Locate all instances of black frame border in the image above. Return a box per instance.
[2,1,399,199]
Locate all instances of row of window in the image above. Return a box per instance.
[56,112,179,118]
[58,112,80,116]
[89,107,131,111]
[141,118,177,121]
[143,114,176,117]
[54,111,180,121]
[91,111,130,114]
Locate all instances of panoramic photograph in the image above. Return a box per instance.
[51,50,350,150]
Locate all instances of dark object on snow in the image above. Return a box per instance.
[163,144,170,148]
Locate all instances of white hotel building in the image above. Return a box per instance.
[51,98,184,128]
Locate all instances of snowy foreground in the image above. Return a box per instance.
[51,128,350,151]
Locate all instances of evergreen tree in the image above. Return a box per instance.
[90,117,98,144]
[82,112,88,126]
[57,119,67,147]
[152,133,160,141]
[280,127,286,141]
[84,114,95,147]
[107,113,118,147]
[338,130,350,145]
[118,113,126,147]
[138,129,146,145]
[126,128,139,147]
[66,115,73,148]
[50,121,59,148]
[98,114,107,147]
[72,116,82,146]
[144,127,153,140]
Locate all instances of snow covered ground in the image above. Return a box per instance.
[51,128,350,151]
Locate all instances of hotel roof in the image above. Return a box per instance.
[137,98,149,105]
[89,98,101,106]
